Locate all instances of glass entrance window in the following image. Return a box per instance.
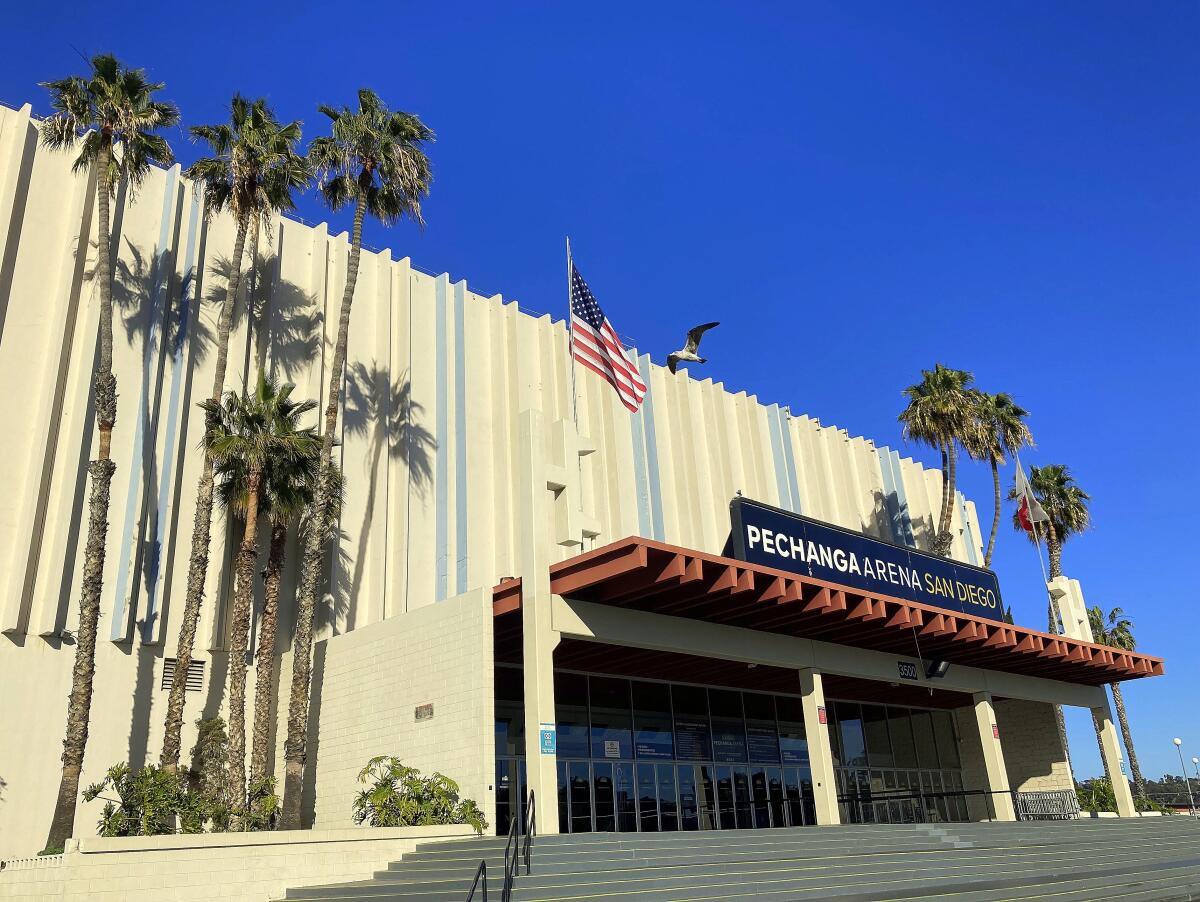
[710,690,748,763]
[732,767,752,829]
[671,684,712,761]
[678,766,699,831]
[833,703,867,767]
[715,766,736,829]
[522,670,971,834]
[658,765,679,831]
[590,677,633,760]
[750,767,772,828]
[569,762,592,832]
[776,695,809,767]
[698,765,716,829]
[637,764,659,832]
[593,762,615,832]
[633,681,674,760]
[615,762,637,831]
[555,672,590,759]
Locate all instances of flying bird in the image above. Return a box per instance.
[667,322,720,374]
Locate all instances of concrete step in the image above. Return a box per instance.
[281,820,1200,901]
[286,836,1200,900]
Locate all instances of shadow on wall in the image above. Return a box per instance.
[340,363,436,629]
[300,640,328,829]
[867,489,935,553]
[111,241,321,649]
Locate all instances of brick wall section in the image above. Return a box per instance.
[994,699,1074,793]
[305,587,497,830]
[0,826,474,902]
[955,698,1074,820]
[954,704,994,821]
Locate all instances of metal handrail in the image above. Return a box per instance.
[836,787,1011,823]
[522,791,536,876]
[501,813,519,901]
[465,860,487,902]
[467,790,536,902]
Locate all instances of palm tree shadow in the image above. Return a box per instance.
[109,221,215,645]
[248,243,323,382]
[340,363,435,625]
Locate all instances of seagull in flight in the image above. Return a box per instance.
[667,322,720,374]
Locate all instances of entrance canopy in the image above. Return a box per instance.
[495,537,1163,687]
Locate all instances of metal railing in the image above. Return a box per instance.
[465,860,488,901]
[467,791,534,902]
[1013,789,1080,820]
[837,788,1011,824]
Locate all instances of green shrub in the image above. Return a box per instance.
[1136,795,1170,814]
[352,756,487,835]
[83,763,201,837]
[83,717,279,837]
[1076,777,1116,813]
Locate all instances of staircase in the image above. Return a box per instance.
[281,817,1200,901]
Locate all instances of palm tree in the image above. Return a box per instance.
[1008,463,1091,782]
[216,430,343,790]
[37,54,177,854]
[963,392,1034,567]
[1089,605,1146,800]
[206,374,319,819]
[279,89,433,829]
[1008,463,1091,582]
[161,97,310,771]
[898,364,976,556]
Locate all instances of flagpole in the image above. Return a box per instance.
[1016,453,1052,580]
[566,236,581,429]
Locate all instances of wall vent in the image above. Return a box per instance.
[161,658,205,692]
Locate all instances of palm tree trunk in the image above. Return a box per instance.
[42,145,118,854]
[249,522,287,788]
[279,191,367,830]
[936,441,957,555]
[1045,518,1062,580]
[985,456,1001,567]
[161,219,250,771]
[226,475,262,822]
[1111,682,1146,799]
[936,442,949,550]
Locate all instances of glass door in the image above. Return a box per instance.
[593,763,615,832]
[569,762,593,832]
[637,764,659,832]
[716,766,736,829]
[750,767,772,828]
[658,765,679,831]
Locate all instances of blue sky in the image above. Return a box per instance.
[4,1,1197,782]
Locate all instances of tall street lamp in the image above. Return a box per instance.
[1192,756,1199,784]
[1173,738,1196,816]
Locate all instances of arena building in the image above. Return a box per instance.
[0,100,1164,856]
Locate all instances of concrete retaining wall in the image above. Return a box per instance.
[0,825,473,902]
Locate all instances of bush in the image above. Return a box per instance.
[1076,777,1118,813]
[83,717,280,837]
[83,763,203,837]
[1136,795,1171,814]
[352,757,487,835]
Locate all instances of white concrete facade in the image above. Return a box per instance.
[0,98,1142,857]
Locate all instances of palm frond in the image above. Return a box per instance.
[309,89,434,228]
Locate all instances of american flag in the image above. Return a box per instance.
[569,265,647,412]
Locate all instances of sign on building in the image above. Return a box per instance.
[730,497,1005,622]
